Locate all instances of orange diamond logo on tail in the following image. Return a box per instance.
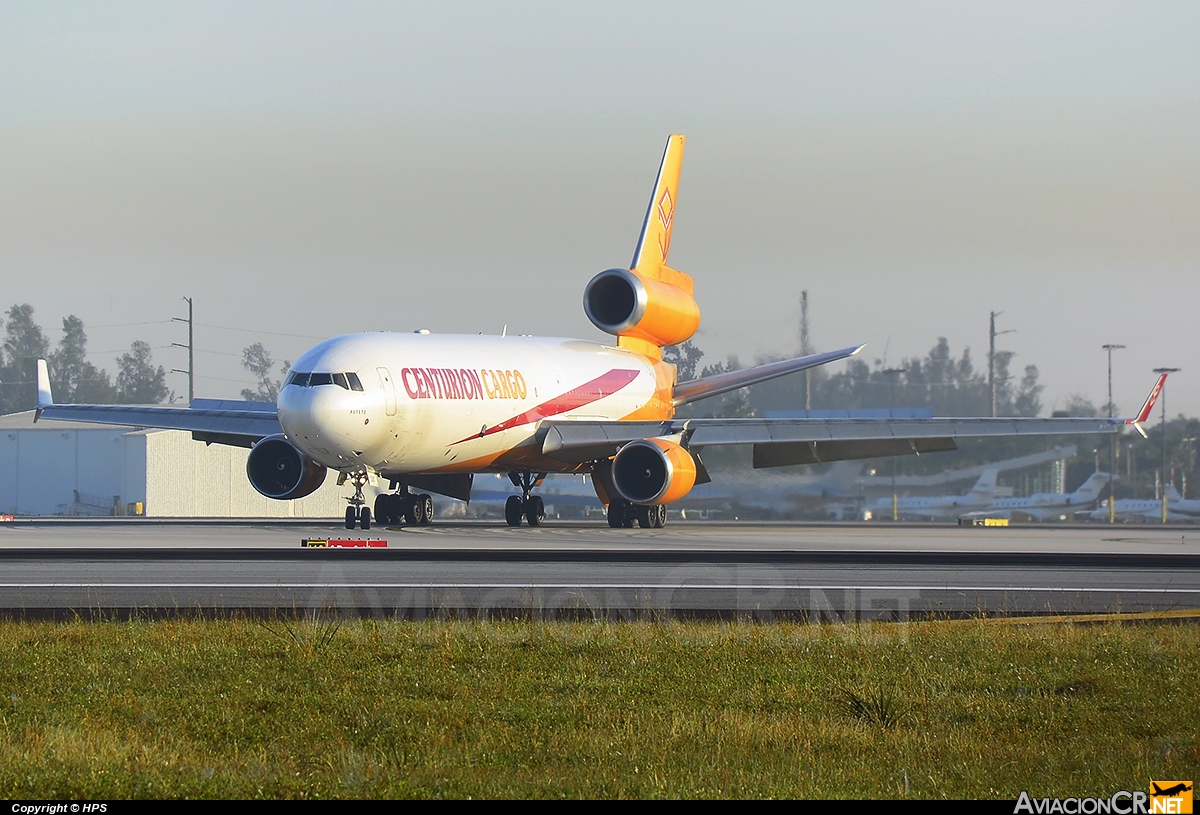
[657,188,674,231]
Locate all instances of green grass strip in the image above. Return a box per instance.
[0,618,1197,799]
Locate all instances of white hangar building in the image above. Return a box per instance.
[0,411,351,518]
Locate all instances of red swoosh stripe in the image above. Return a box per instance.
[453,368,640,445]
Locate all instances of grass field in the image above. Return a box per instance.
[0,617,1196,799]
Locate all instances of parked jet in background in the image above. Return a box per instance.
[35,135,1146,531]
[863,468,999,520]
[961,472,1112,522]
[1088,484,1200,522]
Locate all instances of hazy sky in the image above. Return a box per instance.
[2,1,1198,417]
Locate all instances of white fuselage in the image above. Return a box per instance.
[969,483,1108,521]
[276,333,664,477]
[1090,496,1200,522]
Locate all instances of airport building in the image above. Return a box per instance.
[0,411,347,518]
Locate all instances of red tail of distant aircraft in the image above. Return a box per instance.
[1125,372,1168,437]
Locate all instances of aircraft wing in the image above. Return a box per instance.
[540,416,1119,468]
[672,345,864,406]
[34,360,280,447]
[35,403,281,447]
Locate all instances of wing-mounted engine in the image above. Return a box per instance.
[611,438,697,505]
[583,267,700,351]
[246,434,328,500]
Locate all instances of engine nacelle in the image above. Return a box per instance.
[611,438,697,505]
[246,434,328,500]
[583,268,700,348]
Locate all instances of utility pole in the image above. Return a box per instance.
[1153,367,1181,523]
[1102,343,1125,523]
[171,296,194,405]
[883,367,907,521]
[800,290,811,411]
[988,311,1015,417]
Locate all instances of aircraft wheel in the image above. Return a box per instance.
[409,496,426,526]
[525,495,545,527]
[359,506,372,531]
[418,494,434,526]
[505,495,524,527]
[345,506,357,529]
[635,504,653,529]
[606,500,625,528]
[652,504,667,528]
[374,494,393,525]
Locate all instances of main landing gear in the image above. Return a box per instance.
[505,471,547,527]
[607,498,667,529]
[372,486,435,528]
[341,473,435,529]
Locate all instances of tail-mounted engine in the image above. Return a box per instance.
[583,268,700,349]
[246,434,328,500]
[611,437,697,505]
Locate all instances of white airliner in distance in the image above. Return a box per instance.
[960,472,1112,522]
[34,135,1163,531]
[863,468,1000,520]
[1088,485,1200,523]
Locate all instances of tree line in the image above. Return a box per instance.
[4,302,1193,502]
[665,337,1196,500]
[666,336,1045,419]
[0,303,297,414]
[0,304,168,414]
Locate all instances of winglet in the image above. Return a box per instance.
[1124,372,1168,438]
[35,359,54,421]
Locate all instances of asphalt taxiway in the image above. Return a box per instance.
[0,519,1197,619]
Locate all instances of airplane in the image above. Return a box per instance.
[863,468,1000,520]
[1151,783,1193,798]
[959,471,1112,522]
[33,135,1155,531]
[1088,484,1200,523]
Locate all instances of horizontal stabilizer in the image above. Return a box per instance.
[672,345,864,406]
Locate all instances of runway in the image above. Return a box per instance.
[1,519,1198,619]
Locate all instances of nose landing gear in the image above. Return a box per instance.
[505,471,547,527]
[344,471,372,530]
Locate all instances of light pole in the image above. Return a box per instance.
[883,367,907,521]
[1102,344,1125,522]
[171,297,194,405]
[1153,367,1181,523]
[989,312,1016,417]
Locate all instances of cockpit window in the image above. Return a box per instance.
[288,371,362,390]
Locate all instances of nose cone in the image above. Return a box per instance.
[278,378,382,468]
[277,384,330,443]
